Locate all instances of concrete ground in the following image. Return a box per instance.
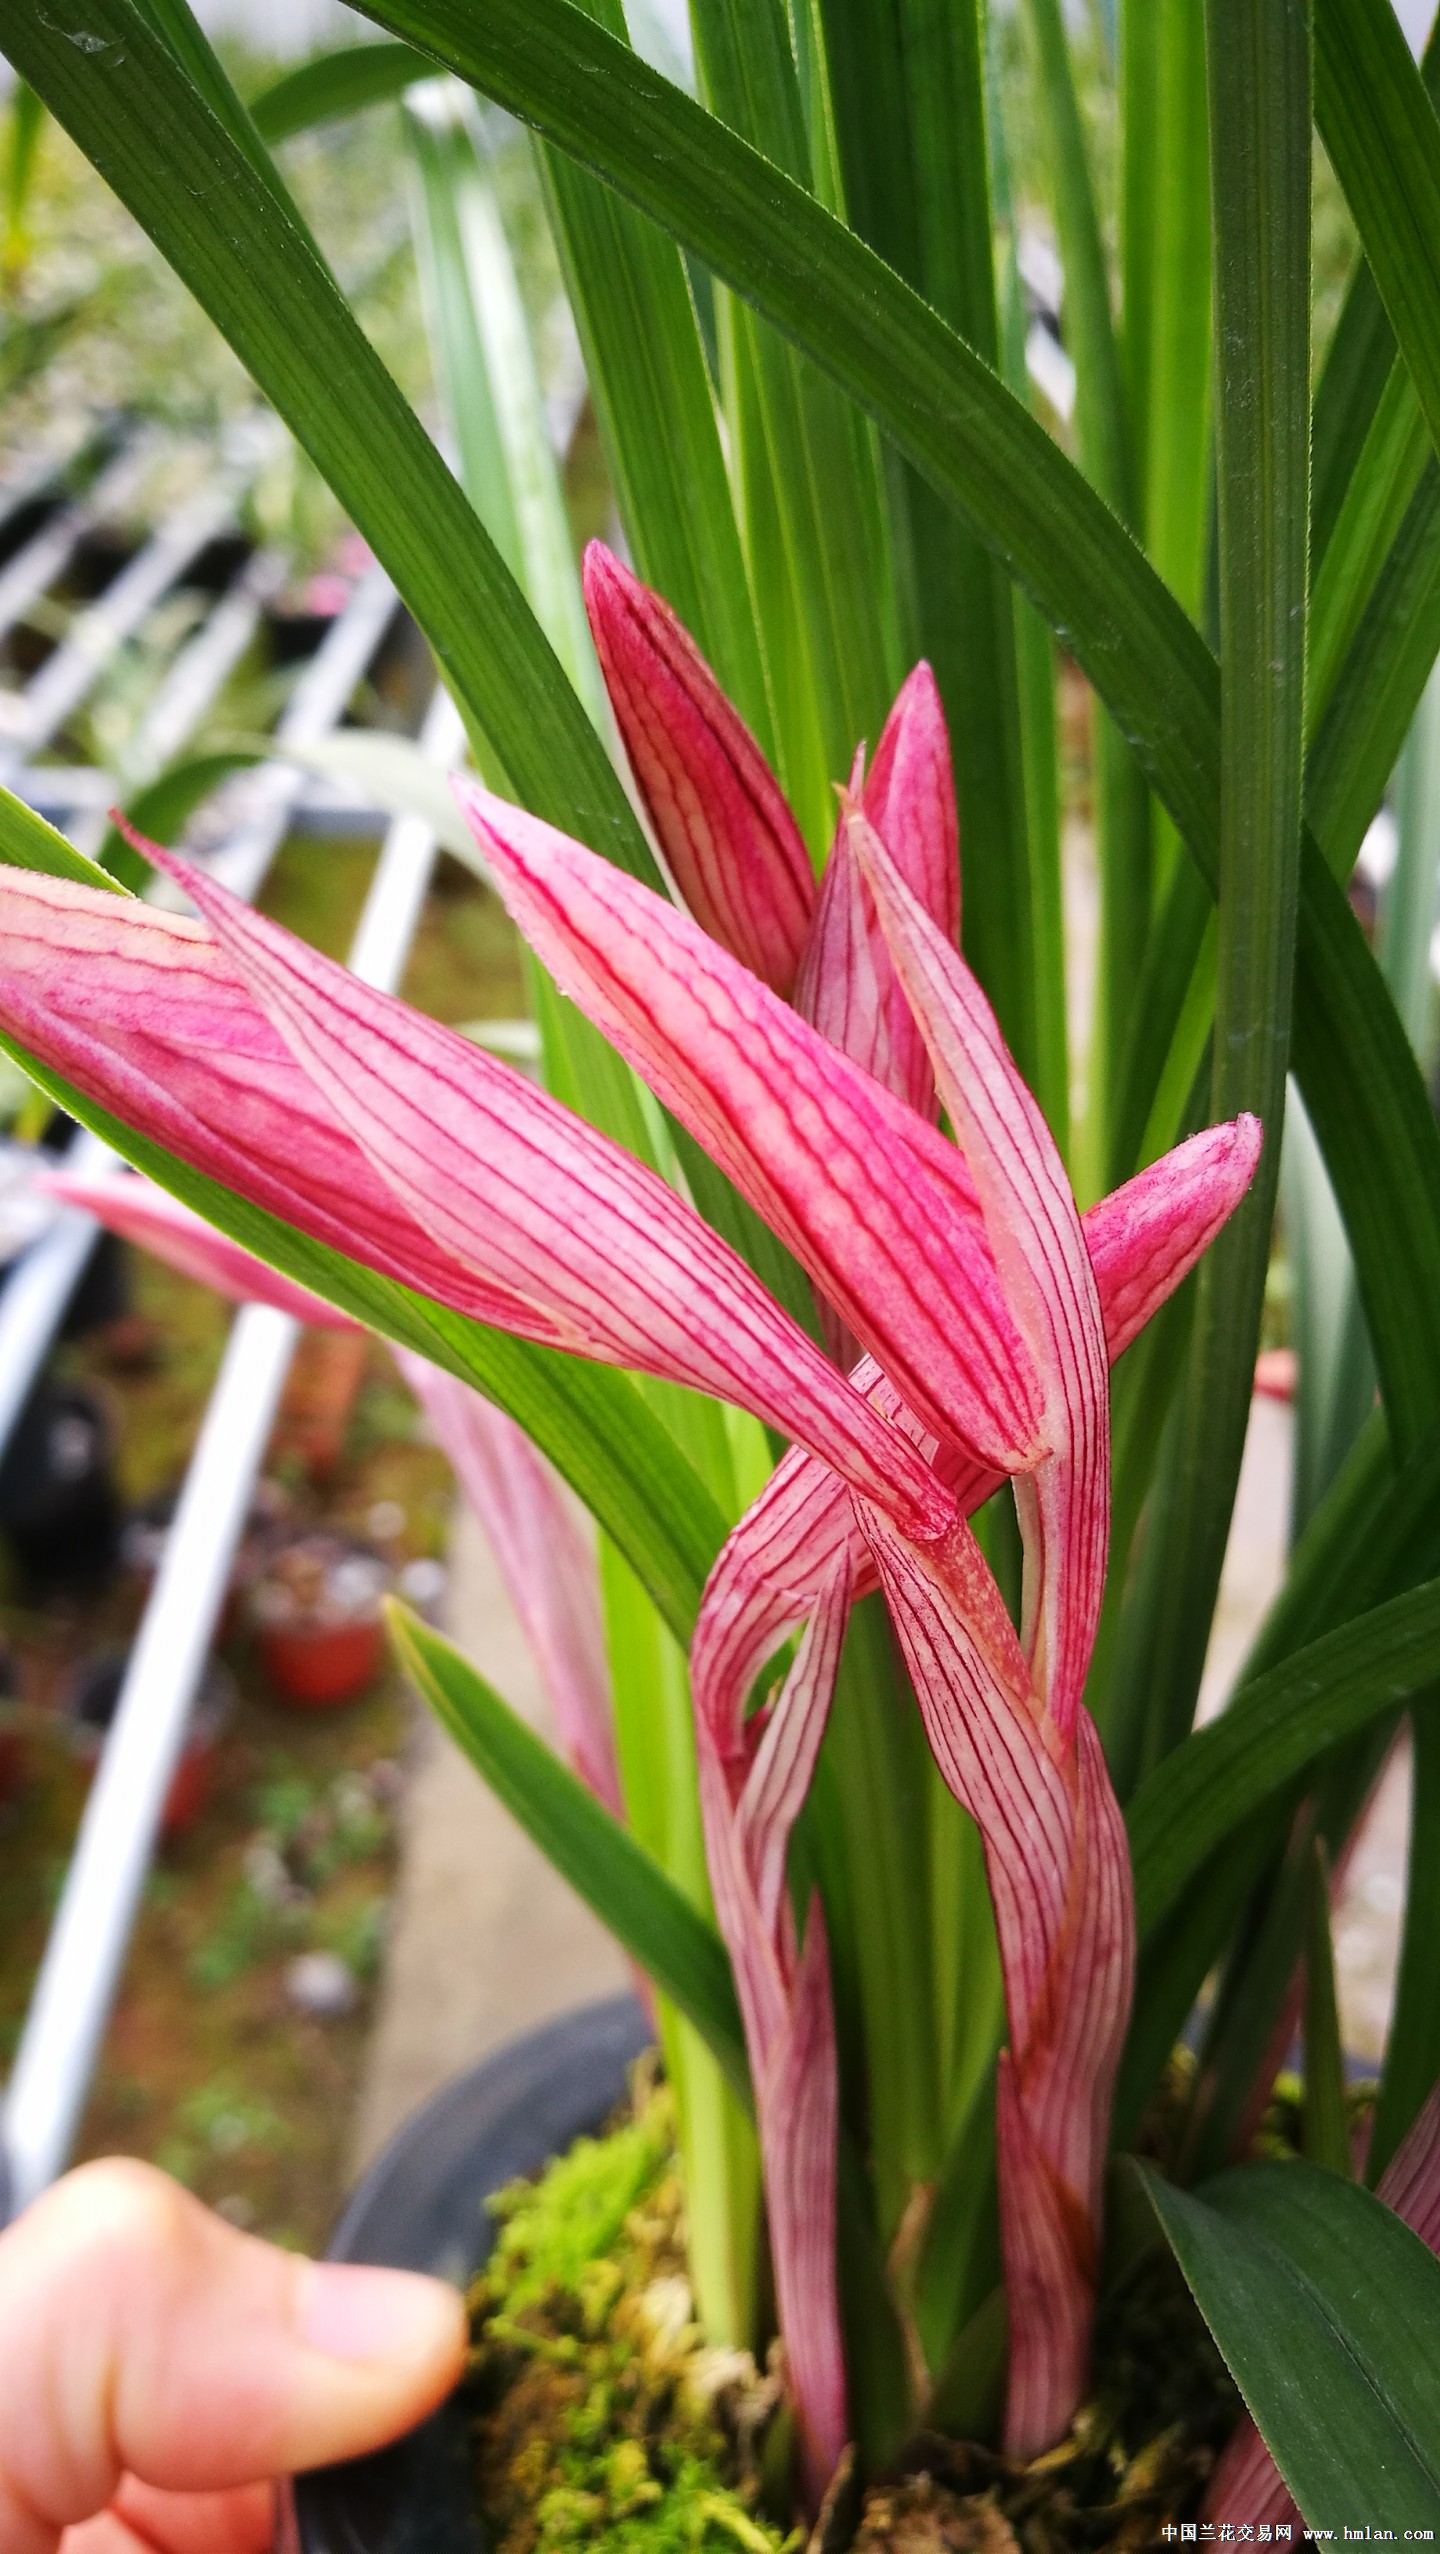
[350,1388,1409,2179]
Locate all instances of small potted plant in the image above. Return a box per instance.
[249,1531,390,1710]
[67,1649,235,1837]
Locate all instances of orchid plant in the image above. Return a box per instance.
[6,0,1440,2528]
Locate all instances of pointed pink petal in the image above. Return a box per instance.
[795,663,960,1130]
[459,788,1045,1479]
[0,861,949,1538]
[1084,1116,1263,1361]
[864,663,961,950]
[395,1349,621,1816]
[1209,2079,1440,2525]
[40,1170,359,1329]
[583,543,815,994]
[848,804,1107,1741]
[0,871,526,1331]
[855,1502,1133,2455]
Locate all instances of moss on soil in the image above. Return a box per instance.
[466,2071,796,2554]
[466,2082,1244,2554]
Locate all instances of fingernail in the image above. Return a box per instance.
[298,2261,463,2365]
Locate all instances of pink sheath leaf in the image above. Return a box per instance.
[459,787,1045,1478]
[848,805,1108,1742]
[795,664,959,1129]
[395,1348,621,1816]
[5,851,949,1537]
[994,2053,1094,2460]
[694,1558,852,2504]
[39,1170,358,1329]
[583,543,815,994]
[1381,2077,1440,2252]
[856,1503,1134,2455]
[1207,2078,1440,2525]
[761,1902,848,2507]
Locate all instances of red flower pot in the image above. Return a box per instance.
[69,1653,234,1838]
[250,1535,390,1712]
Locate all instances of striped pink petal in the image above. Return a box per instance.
[0,861,948,1538]
[459,787,1045,1480]
[690,1118,1263,1789]
[395,1349,622,1817]
[0,872,532,1331]
[39,1170,358,1329]
[1086,1116,1263,1355]
[695,1556,852,2505]
[795,665,959,1128]
[855,1500,1134,2456]
[583,543,816,994]
[847,804,1108,1742]
[1208,2079,1440,2526]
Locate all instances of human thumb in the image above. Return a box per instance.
[0,2158,466,2551]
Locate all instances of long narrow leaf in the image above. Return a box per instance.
[1369,1695,1440,2185]
[1127,1577,1440,1939]
[1144,2160,1440,2527]
[822,0,1054,1125]
[250,40,430,142]
[388,1601,751,2103]
[1137,0,1310,1761]
[1025,0,1146,1178]
[1314,0,1440,473]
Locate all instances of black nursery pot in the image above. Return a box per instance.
[284,1995,652,2554]
[0,1379,120,1593]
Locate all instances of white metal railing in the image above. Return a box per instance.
[0,536,399,1459]
[0,684,464,2216]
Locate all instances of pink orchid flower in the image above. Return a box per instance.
[0,550,1259,2494]
[471,551,1261,2466]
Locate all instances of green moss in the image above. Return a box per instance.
[466,2078,795,2554]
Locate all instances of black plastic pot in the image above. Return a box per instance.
[285,1994,651,2554]
[0,1379,119,1592]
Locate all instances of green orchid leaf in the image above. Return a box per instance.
[1315,0,1440,473]
[1128,1575,1440,1940]
[1136,0,1311,1763]
[96,753,263,889]
[249,40,431,143]
[0,781,127,893]
[386,1601,750,2104]
[1143,2160,1440,2528]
